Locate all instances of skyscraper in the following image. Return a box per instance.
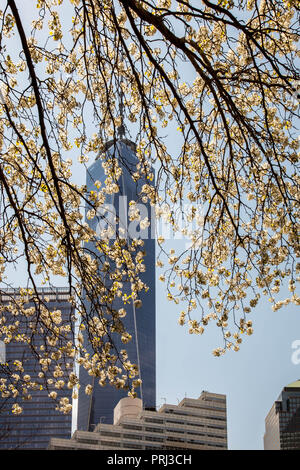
[77,137,156,430]
[264,379,300,450]
[0,287,74,449]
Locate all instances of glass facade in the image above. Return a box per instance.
[0,288,74,449]
[77,139,156,430]
[278,389,300,450]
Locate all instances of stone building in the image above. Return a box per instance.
[49,390,227,450]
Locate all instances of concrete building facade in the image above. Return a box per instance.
[49,391,227,450]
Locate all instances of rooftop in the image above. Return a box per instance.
[285,379,300,389]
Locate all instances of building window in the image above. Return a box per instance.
[166,419,183,425]
[145,436,164,442]
[78,439,94,444]
[144,418,164,424]
[122,425,142,431]
[167,436,185,443]
[101,441,121,447]
[123,434,142,440]
[124,443,143,449]
[166,428,184,434]
[145,427,164,433]
[101,432,121,438]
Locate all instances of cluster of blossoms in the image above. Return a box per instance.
[0,0,299,413]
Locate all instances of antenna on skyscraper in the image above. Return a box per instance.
[117,48,126,140]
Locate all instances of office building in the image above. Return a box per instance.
[49,391,227,450]
[0,287,74,449]
[77,137,156,430]
[264,379,300,450]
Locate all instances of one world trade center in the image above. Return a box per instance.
[77,135,156,430]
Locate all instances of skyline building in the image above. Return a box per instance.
[77,137,156,430]
[0,287,74,450]
[50,391,227,450]
[264,379,300,450]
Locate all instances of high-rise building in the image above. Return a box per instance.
[264,379,300,450]
[77,138,156,430]
[49,391,227,450]
[0,287,74,449]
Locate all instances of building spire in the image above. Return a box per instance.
[117,85,126,139]
[117,53,126,139]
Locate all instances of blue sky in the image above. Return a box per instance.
[156,266,300,449]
